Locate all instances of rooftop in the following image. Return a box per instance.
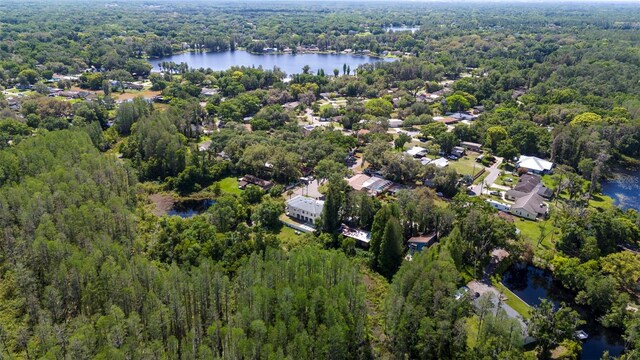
[408,233,437,244]
[517,155,554,172]
[287,195,325,215]
[347,174,371,191]
[512,192,548,216]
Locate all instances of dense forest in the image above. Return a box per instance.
[1,1,640,359]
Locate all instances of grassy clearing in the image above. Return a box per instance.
[276,225,299,244]
[514,217,558,250]
[496,172,517,187]
[493,281,531,319]
[449,154,483,177]
[466,316,481,349]
[589,193,616,211]
[360,266,391,358]
[217,177,242,195]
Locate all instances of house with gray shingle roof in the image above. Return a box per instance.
[510,192,548,220]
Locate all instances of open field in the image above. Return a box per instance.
[217,176,243,195]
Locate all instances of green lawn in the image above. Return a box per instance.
[496,172,516,187]
[276,225,299,243]
[449,154,484,177]
[274,222,317,250]
[493,281,532,319]
[466,316,481,349]
[514,217,558,250]
[589,193,616,211]
[217,177,243,195]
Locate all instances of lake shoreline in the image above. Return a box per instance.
[146,49,397,75]
[147,48,398,61]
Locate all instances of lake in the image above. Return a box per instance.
[148,50,394,76]
[168,199,215,218]
[503,265,625,359]
[385,26,420,33]
[601,168,640,211]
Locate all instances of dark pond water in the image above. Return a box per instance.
[601,168,640,211]
[148,50,395,76]
[502,265,625,359]
[167,199,215,218]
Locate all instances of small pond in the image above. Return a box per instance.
[167,199,215,218]
[601,167,640,211]
[502,264,625,359]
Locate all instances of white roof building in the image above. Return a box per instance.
[388,119,403,128]
[405,146,427,157]
[430,157,449,168]
[517,155,554,174]
[286,195,325,225]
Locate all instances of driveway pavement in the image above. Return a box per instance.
[290,179,323,200]
[470,156,503,195]
[468,280,528,333]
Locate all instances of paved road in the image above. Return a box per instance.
[469,156,503,195]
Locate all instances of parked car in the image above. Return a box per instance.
[490,191,501,196]
[454,286,469,300]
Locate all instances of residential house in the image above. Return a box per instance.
[514,174,541,193]
[347,174,372,191]
[460,141,482,152]
[430,157,449,168]
[238,174,273,191]
[449,112,478,121]
[341,225,371,248]
[201,88,218,96]
[505,174,553,201]
[124,82,144,91]
[283,101,300,110]
[537,186,554,199]
[433,116,459,125]
[451,146,466,157]
[361,177,394,196]
[405,146,427,158]
[388,118,403,128]
[505,189,528,201]
[7,98,20,111]
[486,199,511,212]
[408,233,437,252]
[517,155,554,175]
[510,192,548,220]
[286,195,325,225]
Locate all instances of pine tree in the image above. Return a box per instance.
[378,215,404,279]
[370,206,390,270]
[320,176,346,237]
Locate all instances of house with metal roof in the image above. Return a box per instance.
[516,155,554,174]
[405,146,427,158]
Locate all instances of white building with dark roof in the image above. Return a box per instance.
[286,195,325,225]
